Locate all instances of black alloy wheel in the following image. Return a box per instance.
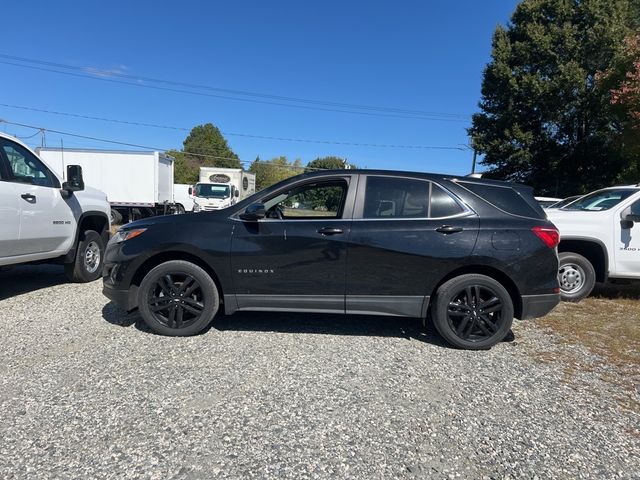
[433,274,513,349]
[147,273,205,329]
[138,260,219,336]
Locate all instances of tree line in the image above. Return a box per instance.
[169,123,353,190]
[470,0,640,195]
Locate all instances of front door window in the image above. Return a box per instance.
[264,181,347,219]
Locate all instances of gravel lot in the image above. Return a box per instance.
[0,265,638,479]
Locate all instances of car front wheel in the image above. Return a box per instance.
[432,274,514,350]
[138,260,219,336]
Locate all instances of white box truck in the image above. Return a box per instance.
[37,148,179,224]
[192,167,256,212]
[173,183,195,212]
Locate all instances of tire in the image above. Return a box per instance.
[558,252,595,302]
[131,208,142,222]
[110,208,123,225]
[432,274,514,350]
[137,260,219,336]
[174,204,186,215]
[64,230,105,283]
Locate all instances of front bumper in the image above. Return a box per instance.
[519,293,560,319]
[103,281,138,311]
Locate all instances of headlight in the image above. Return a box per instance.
[111,228,147,243]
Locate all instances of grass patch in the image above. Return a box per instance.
[529,285,640,413]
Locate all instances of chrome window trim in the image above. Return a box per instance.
[350,211,475,221]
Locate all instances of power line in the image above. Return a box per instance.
[0,53,468,119]
[0,103,468,150]
[0,119,314,171]
[0,54,469,123]
[0,119,470,174]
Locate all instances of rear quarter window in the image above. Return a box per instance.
[460,182,544,218]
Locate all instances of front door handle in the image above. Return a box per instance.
[318,227,343,236]
[435,225,463,234]
[20,193,36,202]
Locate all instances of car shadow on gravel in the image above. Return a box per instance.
[101,301,458,347]
[0,265,69,301]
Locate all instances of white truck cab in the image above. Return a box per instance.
[546,185,640,301]
[0,133,111,282]
[191,168,256,212]
[191,182,238,212]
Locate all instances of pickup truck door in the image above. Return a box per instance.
[0,138,75,256]
[0,171,21,258]
[614,197,640,276]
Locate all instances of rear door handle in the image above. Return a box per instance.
[435,225,463,234]
[20,193,36,202]
[317,227,343,236]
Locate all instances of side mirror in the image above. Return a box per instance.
[235,189,240,198]
[620,206,640,228]
[62,165,84,193]
[239,202,266,221]
[188,186,193,195]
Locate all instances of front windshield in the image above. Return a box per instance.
[563,189,636,211]
[195,183,230,199]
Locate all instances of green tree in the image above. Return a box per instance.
[305,156,354,172]
[168,149,199,184]
[598,33,640,178]
[183,123,241,169]
[249,156,302,190]
[469,0,640,195]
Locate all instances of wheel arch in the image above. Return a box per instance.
[429,265,523,319]
[558,237,608,283]
[64,211,110,262]
[130,250,225,304]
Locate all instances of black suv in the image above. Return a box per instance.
[103,170,560,349]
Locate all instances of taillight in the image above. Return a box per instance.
[532,226,560,248]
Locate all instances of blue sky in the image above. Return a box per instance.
[0,0,519,175]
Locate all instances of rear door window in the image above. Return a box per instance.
[363,176,465,219]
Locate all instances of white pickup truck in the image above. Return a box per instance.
[0,133,111,282]
[546,185,640,301]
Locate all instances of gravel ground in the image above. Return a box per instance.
[0,265,638,479]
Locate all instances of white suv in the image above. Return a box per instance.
[0,133,111,282]
[546,186,640,301]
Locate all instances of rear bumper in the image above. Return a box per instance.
[519,293,560,319]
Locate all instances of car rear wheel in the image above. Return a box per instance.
[558,252,595,302]
[432,274,514,350]
[138,260,219,336]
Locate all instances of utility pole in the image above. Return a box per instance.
[40,128,46,148]
[471,149,477,174]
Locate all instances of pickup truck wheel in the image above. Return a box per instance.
[64,230,105,283]
[558,252,595,302]
[110,208,123,225]
[138,260,219,336]
[432,274,514,350]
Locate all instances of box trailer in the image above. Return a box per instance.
[37,148,179,223]
[192,167,256,212]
